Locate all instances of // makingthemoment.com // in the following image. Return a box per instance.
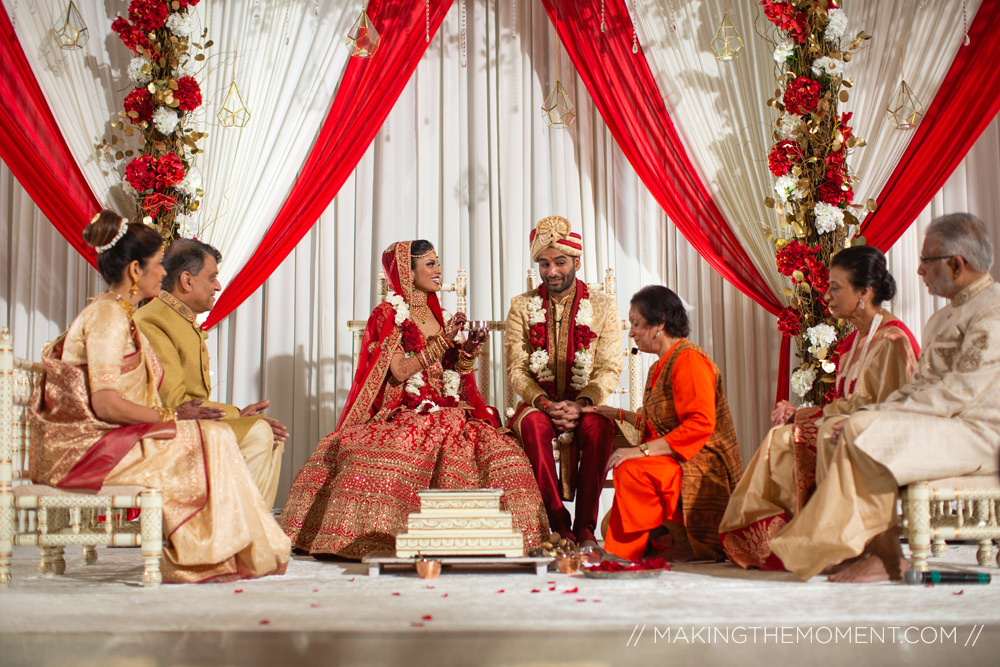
[624,624,985,647]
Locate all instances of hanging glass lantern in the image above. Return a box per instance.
[541,80,576,129]
[886,79,924,130]
[346,4,381,58]
[217,81,251,129]
[710,2,743,61]
[51,1,89,50]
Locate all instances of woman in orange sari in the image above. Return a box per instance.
[719,246,919,570]
[280,241,547,558]
[30,211,290,583]
[584,286,743,562]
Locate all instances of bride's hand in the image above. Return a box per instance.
[462,327,487,353]
[445,312,468,342]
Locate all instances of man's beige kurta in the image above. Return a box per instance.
[772,275,1000,579]
[134,291,283,508]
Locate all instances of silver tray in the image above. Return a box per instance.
[581,567,668,579]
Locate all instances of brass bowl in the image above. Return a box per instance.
[416,558,442,579]
[578,546,602,564]
[555,553,582,574]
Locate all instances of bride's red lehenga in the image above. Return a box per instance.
[280,242,548,557]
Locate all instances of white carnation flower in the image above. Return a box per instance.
[775,174,804,204]
[811,56,844,78]
[575,299,594,328]
[174,212,196,238]
[405,372,425,396]
[127,56,151,84]
[773,39,795,63]
[442,370,461,400]
[825,9,848,42]
[814,201,845,234]
[388,293,410,326]
[176,168,202,198]
[790,367,817,398]
[527,296,546,325]
[165,11,198,38]
[571,349,594,390]
[153,107,180,135]
[529,349,550,377]
[175,54,197,79]
[806,323,838,351]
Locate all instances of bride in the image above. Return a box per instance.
[281,240,548,557]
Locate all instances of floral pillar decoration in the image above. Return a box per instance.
[761,0,875,406]
[107,0,208,241]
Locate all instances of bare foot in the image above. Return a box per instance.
[827,527,909,583]
[662,540,696,562]
[821,552,867,576]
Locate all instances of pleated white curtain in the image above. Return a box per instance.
[633,0,980,296]
[1,0,356,287]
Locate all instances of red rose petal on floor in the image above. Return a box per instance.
[234,589,243,593]
[347,577,355,582]
[563,587,579,594]
[496,589,505,593]
[312,589,318,593]
[576,598,586,602]
[392,592,401,596]
[425,585,435,589]
[953,590,964,595]
[310,603,321,608]
[411,622,424,627]
[259,620,270,625]
[548,586,556,591]
[442,593,449,598]
[547,581,555,584]
[925,584,934,588]
[593,599,602,603]
[422,615,433,620]
[531,589,541,593]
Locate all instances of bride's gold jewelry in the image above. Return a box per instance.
[455,349,477,374]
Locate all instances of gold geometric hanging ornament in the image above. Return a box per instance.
[886,79,924,130]
[710,1,743,61]
[542,80,576,128]
[217,81,251,129]
[346,3,381,58]
[52,1,89,50]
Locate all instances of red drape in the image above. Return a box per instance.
[540,0,789,400]
[0,4,99,266]
[861,0,1000,250]
[203,0,455,329]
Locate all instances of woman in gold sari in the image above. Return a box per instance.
[720,245,919,570]
[280,241,547,558]
[29,211,290,583]
[585,286,744,562]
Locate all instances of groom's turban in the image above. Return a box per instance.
[529,216,583,262]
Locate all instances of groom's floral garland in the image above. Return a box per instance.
[526,284,597,400]
[761,0,872,406]
[387,294,460,414]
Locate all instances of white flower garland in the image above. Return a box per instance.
[389,295,461,413]
[526,291,596,394]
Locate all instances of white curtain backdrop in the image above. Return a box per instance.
[2,1,998,508]
[633,0,980,297]
[2,0,355,287]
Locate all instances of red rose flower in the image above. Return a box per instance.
[129,0,170,32]
[125,154,158,192]
[783,76,822,116]
[819,179,853,206]
[174,76,202,112]
[767,139,803,177]
[573,325,597,350]
[776,307,803,337]
[156,153,186,188]
[804,255,830,293]
[759,0,809,44]
[112,17,153,54]
[176,0,201,6]
[838,112,854,140]
[124,88,153,124]
[775,240,818,277]
[142,192,177,218]
[400,320,424,353]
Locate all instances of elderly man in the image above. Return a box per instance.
[504,216,623,549]
[134,239,287,508]
[770,213,1000,582]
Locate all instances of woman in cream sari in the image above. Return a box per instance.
[280,241,547,558]
[720,246,919,570]
[30,211,290,583]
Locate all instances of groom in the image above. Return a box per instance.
[504,216,623,549]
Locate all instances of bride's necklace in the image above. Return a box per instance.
[838,311,884,397]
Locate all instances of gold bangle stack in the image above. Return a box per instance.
[155,406,176,423]
[455,350,477,374]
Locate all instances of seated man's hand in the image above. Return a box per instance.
[240,399,271,417]
[264,417,289,444]
[551,415,579,433]
[770,400,796,427]
[553,400,583,421]
[829,419,846,444]
[176,400,225,421]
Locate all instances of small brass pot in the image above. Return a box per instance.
[416,558,442,579]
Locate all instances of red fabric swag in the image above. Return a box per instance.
[0,4,99,266]
[861,0,1000,250]
[203,0,455,330]
[539,0,788,400]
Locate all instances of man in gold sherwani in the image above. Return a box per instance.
[134,239,287,509]
[504,216,623,548]
[771,213,1000,582]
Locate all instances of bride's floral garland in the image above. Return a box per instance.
[526,284,597,400]
[387,293,460,414]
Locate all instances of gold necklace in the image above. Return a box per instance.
[109,290,137,322]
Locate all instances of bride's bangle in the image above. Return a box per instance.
[455,350,476,374]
